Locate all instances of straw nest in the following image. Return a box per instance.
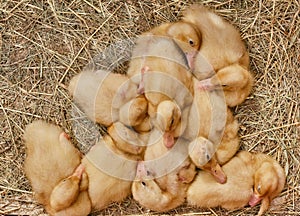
[0,0,299,215]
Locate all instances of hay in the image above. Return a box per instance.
[0,0,299,215]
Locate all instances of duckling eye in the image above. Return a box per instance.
[222,84,227,87]
[257,185,261,193]
[170,118,174,127]
[141,181,147,187]
[189,39,194,46]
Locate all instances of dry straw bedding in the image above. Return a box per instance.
[0,0,299,215]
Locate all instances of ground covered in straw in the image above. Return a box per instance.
[0,0,299,215]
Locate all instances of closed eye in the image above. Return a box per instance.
[170,117,174,127]
[206,153,210,161]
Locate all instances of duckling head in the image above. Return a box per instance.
[50,164,86,211]
[156,100,181,148]
[188,137,215,167]
[167,21,201,70]
[249,162,279,207]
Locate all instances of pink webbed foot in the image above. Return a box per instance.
[72,164,85,178]
[137,66,149,94]
[196,78,216,91]
[135,161,147,180]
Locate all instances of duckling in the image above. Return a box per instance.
[127,34,194,114]
[187,151,286,216]
[183,77,227,163]
[188,109,240,184]
[132,159,195,212]
[131,128,196,212]
[68,70,138,126]
[183,78,227,143]
[82,135,139,211]
[49,164,91,216]
[196,64,253,107]
[154,100,187,149]
[182,5,253,107]
[187,151,254,210]
[132,161,181,212]
[107,121,148,156]
[248,153,286,216]
[148,21,202,70]
[50,164,85,211]
[23,120,91,216]
[182,77,226,183]
[47,165,91,216]
[55,189,91,216]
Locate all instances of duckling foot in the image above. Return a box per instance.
[137,66,149,94]
[73,164,85,178]
[135,161,154,180]
[196,78,216,91]
[136,161,147,180]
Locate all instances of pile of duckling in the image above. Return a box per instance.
[23,5,285,216]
